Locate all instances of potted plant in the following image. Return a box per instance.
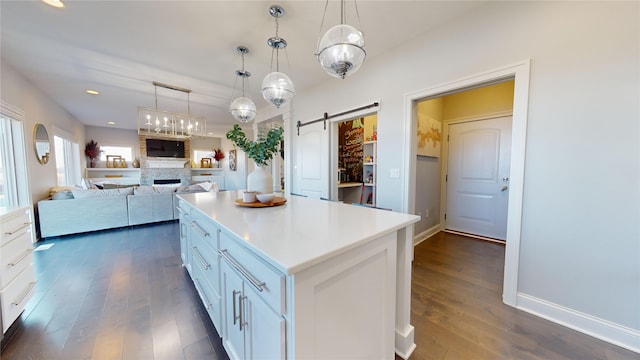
[213,148,225,168]
[226,124,284,194]
[84,139,101,168]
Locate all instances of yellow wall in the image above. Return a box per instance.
[363,114,377,141]
[442,80,514,120]
[417,97,444,124]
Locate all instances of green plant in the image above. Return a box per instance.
[226,124,284,167]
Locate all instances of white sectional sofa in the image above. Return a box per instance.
[37,183,217,238]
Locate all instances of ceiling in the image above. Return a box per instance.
[1,1,484,133]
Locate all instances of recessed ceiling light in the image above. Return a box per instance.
[107,121,116,125]
[42,0,64,8]
[86,89,99,95]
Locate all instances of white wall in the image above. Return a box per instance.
[290,0,639,346]
[1,62,85,202]
[85,125,139,163]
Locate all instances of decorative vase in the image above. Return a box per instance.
[247,165,272,194]
[90,158,97,168]
[132,158,140,168]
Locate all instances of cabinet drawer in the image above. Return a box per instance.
[219,232,285,315]
[191,211,219,241]
[1,264,36,332]
[192,264,222,335]
[1,208,32,246]
[191,237,220,294]
[0,231,33,288]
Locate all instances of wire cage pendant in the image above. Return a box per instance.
[137,82,206,137]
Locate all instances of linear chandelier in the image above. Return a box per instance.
[137,81,206,137]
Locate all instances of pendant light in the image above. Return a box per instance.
[261,5,295,109]
[230,46,257,123]
[316,0,366,79]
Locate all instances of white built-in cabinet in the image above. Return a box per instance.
[179,198,285,359]
[86,168,141,185]
[0,206,36,334]
[177,194,403,359]
[220,232,285,360]
[362,140,377,206]
[191,168,225,190]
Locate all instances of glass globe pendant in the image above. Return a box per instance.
[261,71,295,109]
[230,96,256,123]
[230,46,257,123]
[261,5,295,109]
[317,24,366,79]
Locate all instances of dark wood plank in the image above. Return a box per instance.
[1,222,228,360]
[3,224,636,359]
[406,232,639,360]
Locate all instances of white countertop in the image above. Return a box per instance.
[179,191,420,274]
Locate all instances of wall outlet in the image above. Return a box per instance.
[390,168,400,178]
[425,208,430,218]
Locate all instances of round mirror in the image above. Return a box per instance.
[34,123,50,164]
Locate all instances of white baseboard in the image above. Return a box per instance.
[413,224,441,245]
[517,293,640,354]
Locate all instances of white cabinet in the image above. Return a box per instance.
[190,210,222,335]
[0,206,36,334]
[220,241,285,360]
[177,191,417,359]
[177,201,191,275]
[86,168,141,185]
[191,168,225,190]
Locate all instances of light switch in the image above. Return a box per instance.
[390,168,400,178]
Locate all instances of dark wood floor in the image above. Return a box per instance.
[2,224,637,359]
[1,222,228,360]
[408,231,638,360]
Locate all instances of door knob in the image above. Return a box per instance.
[501,185,508,192]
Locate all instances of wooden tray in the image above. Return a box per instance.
[234,196,287,208]
[104,174,123,178]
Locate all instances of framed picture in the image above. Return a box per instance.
[106,155,124,168]
[229,149,236,171]
[417,116,442,157]
[200,157,212,168]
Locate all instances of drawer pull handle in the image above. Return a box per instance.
[239,295,247,331]
[8,249,33,267]
[4,222,32,236]
[218,249,265,292]
[232,290,241,326]
[176,206,187,215]
[193,278,212,309]
[11,281,36,306]
[191,221,210,237]
[192,246,211,270]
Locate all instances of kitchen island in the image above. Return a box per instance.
[177,191,420,359]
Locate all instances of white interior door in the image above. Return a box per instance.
[292,122,328,199]
[445,116,512,240]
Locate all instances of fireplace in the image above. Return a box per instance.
[154,179,181,185]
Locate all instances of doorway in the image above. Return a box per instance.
[404,60,531,306]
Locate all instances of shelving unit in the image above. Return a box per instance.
[362,141,377,206]
[86,168,141,185]
[191,168,225,190]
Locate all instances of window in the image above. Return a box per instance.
[0,103,30,208]
[99,146,132,161]
[193,150,214,163]
[53,131,80,187]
